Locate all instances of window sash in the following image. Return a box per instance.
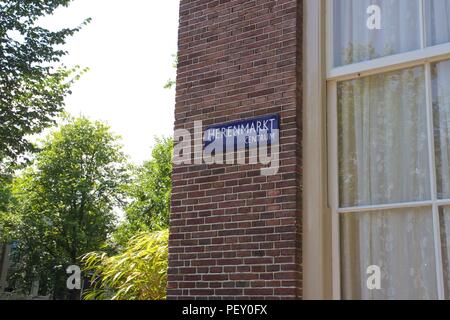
[327,0,450,81]
[338,199,450,214]
[328,42,450,81]
[329,66,448,299]
[331,0,423,69]
[326,0,450,299]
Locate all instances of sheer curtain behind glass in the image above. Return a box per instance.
[338,67,437,299]
[426,0,450,47]
[432,60,450,199]
[333,0,421,67]
[338,67,430,207]
[432,60,450,299]
[333,0,450,301]
[341,208,437,300]
[439,208,450,298]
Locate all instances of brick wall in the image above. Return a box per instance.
[168,0,303,300]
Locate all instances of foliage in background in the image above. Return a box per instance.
[113,137,173,247]
[4,117,129,298]
[0,174,11,213]
[0,0,176,300]
[82,229,169,300]
[0,174,15,244]
[163,54,178,89]
[0,0,90,169]
[81,137,173,300]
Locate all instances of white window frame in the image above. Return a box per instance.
[303,0,333,300]
[325,0,450,300]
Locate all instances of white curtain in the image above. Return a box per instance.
[338,67,430,208]
[433,60,450,299]
[426,0,450,47]
[338,66,437,299]
[341,208,437,300]
[440,208,450,299]
[333,0,421,67]
[334,0,450,300]
[433,60,450,199]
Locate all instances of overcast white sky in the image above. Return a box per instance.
[39,0,180,164]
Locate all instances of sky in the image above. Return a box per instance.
[38,0,180,164]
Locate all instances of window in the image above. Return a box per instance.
[333,0,421,67]
[327,0,450,299]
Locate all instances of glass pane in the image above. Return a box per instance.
[333,0,421,67]
[432,60,450,199]
[338,66,430,208]
[439,207,450,299]
[341,207,437,300]
[425,0,450,47]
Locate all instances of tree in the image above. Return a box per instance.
[5,117,129,299]
[82,229,169,300]
[113,137,173,246]
[163,54,178,89]
[0,0,89,168]
[0,174,15,243]
[0,174,11,213]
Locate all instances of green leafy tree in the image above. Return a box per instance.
[163,54,178,89]
[0,174,14,243]
[113,137,173,246]
[0,174,11,213]
[6,117,129,299]
[82,229,169,300]
[0,0,89,169]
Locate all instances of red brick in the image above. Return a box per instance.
[168,0,303,300]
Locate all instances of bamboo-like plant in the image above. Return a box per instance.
[82,229,168,300]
